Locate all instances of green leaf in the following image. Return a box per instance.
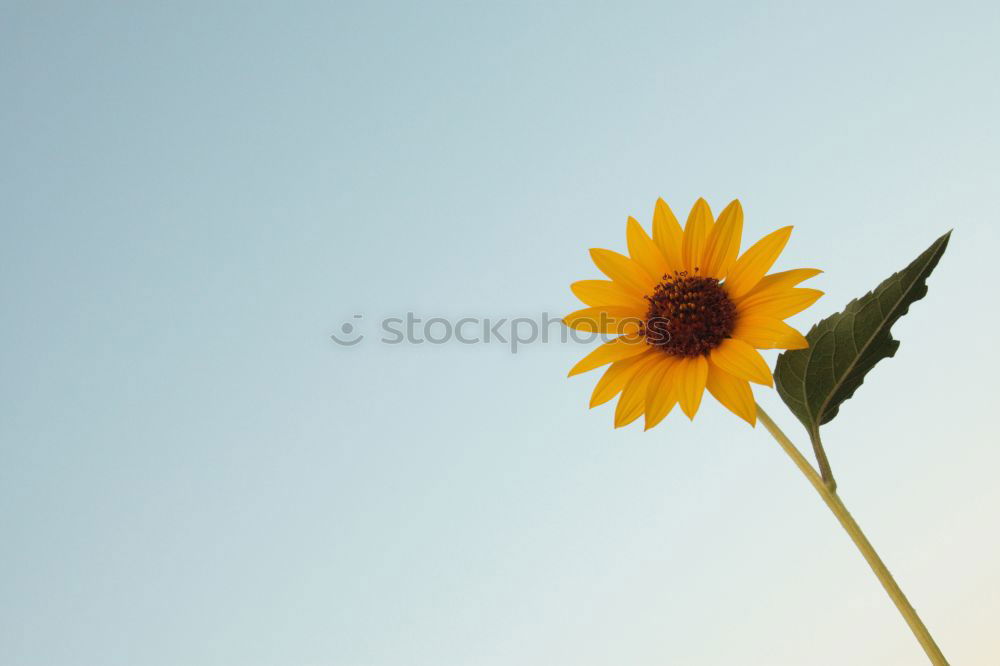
[774,231,951,434]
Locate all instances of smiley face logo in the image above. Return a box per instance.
[331,314,364,346]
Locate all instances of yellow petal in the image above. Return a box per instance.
[700,199,743,279]
[706,361,757,425]
[590,248,656,295]
[709,338,773,386]
[682,198,713,274]
[568,335,650,377]
[571,280,647,309]
[739,287,824,320]
[563,306,645,335]
[614,355,660,427]
[733,315,808,350]
[626,216,669,282]
[740,268,822,299]
[674,355,709,419]
[725,226,793,298]
[652,198,684,273]
[589,350,657,407]
[644,356,679,430]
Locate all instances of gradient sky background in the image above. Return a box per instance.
[2,2,999,664]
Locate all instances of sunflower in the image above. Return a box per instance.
[565,198,822,429]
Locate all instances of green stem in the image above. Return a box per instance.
[808,427,837,492]
[755,403,948,666]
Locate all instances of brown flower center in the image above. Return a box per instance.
[645,272,736,357]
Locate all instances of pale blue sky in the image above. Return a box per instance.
[2,2,999,664]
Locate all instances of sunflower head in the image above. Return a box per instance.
[565,198,822,429]
[645,271,737,356]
